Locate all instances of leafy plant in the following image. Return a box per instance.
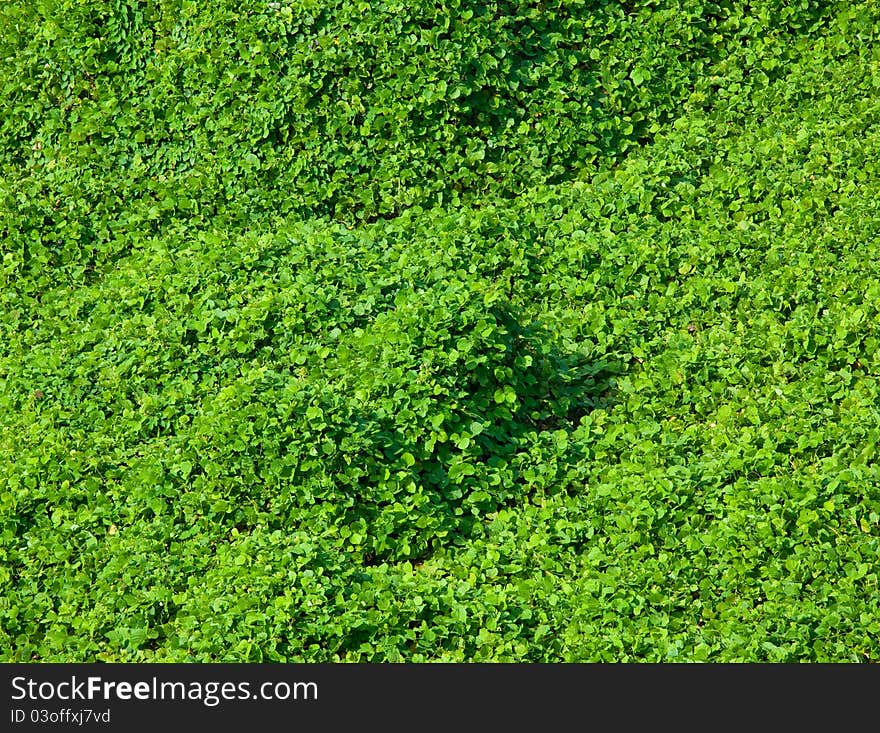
[3,0,879,662]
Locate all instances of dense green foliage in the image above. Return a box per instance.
[2,0,880,661]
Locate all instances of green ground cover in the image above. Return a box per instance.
[2,0,879,660]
